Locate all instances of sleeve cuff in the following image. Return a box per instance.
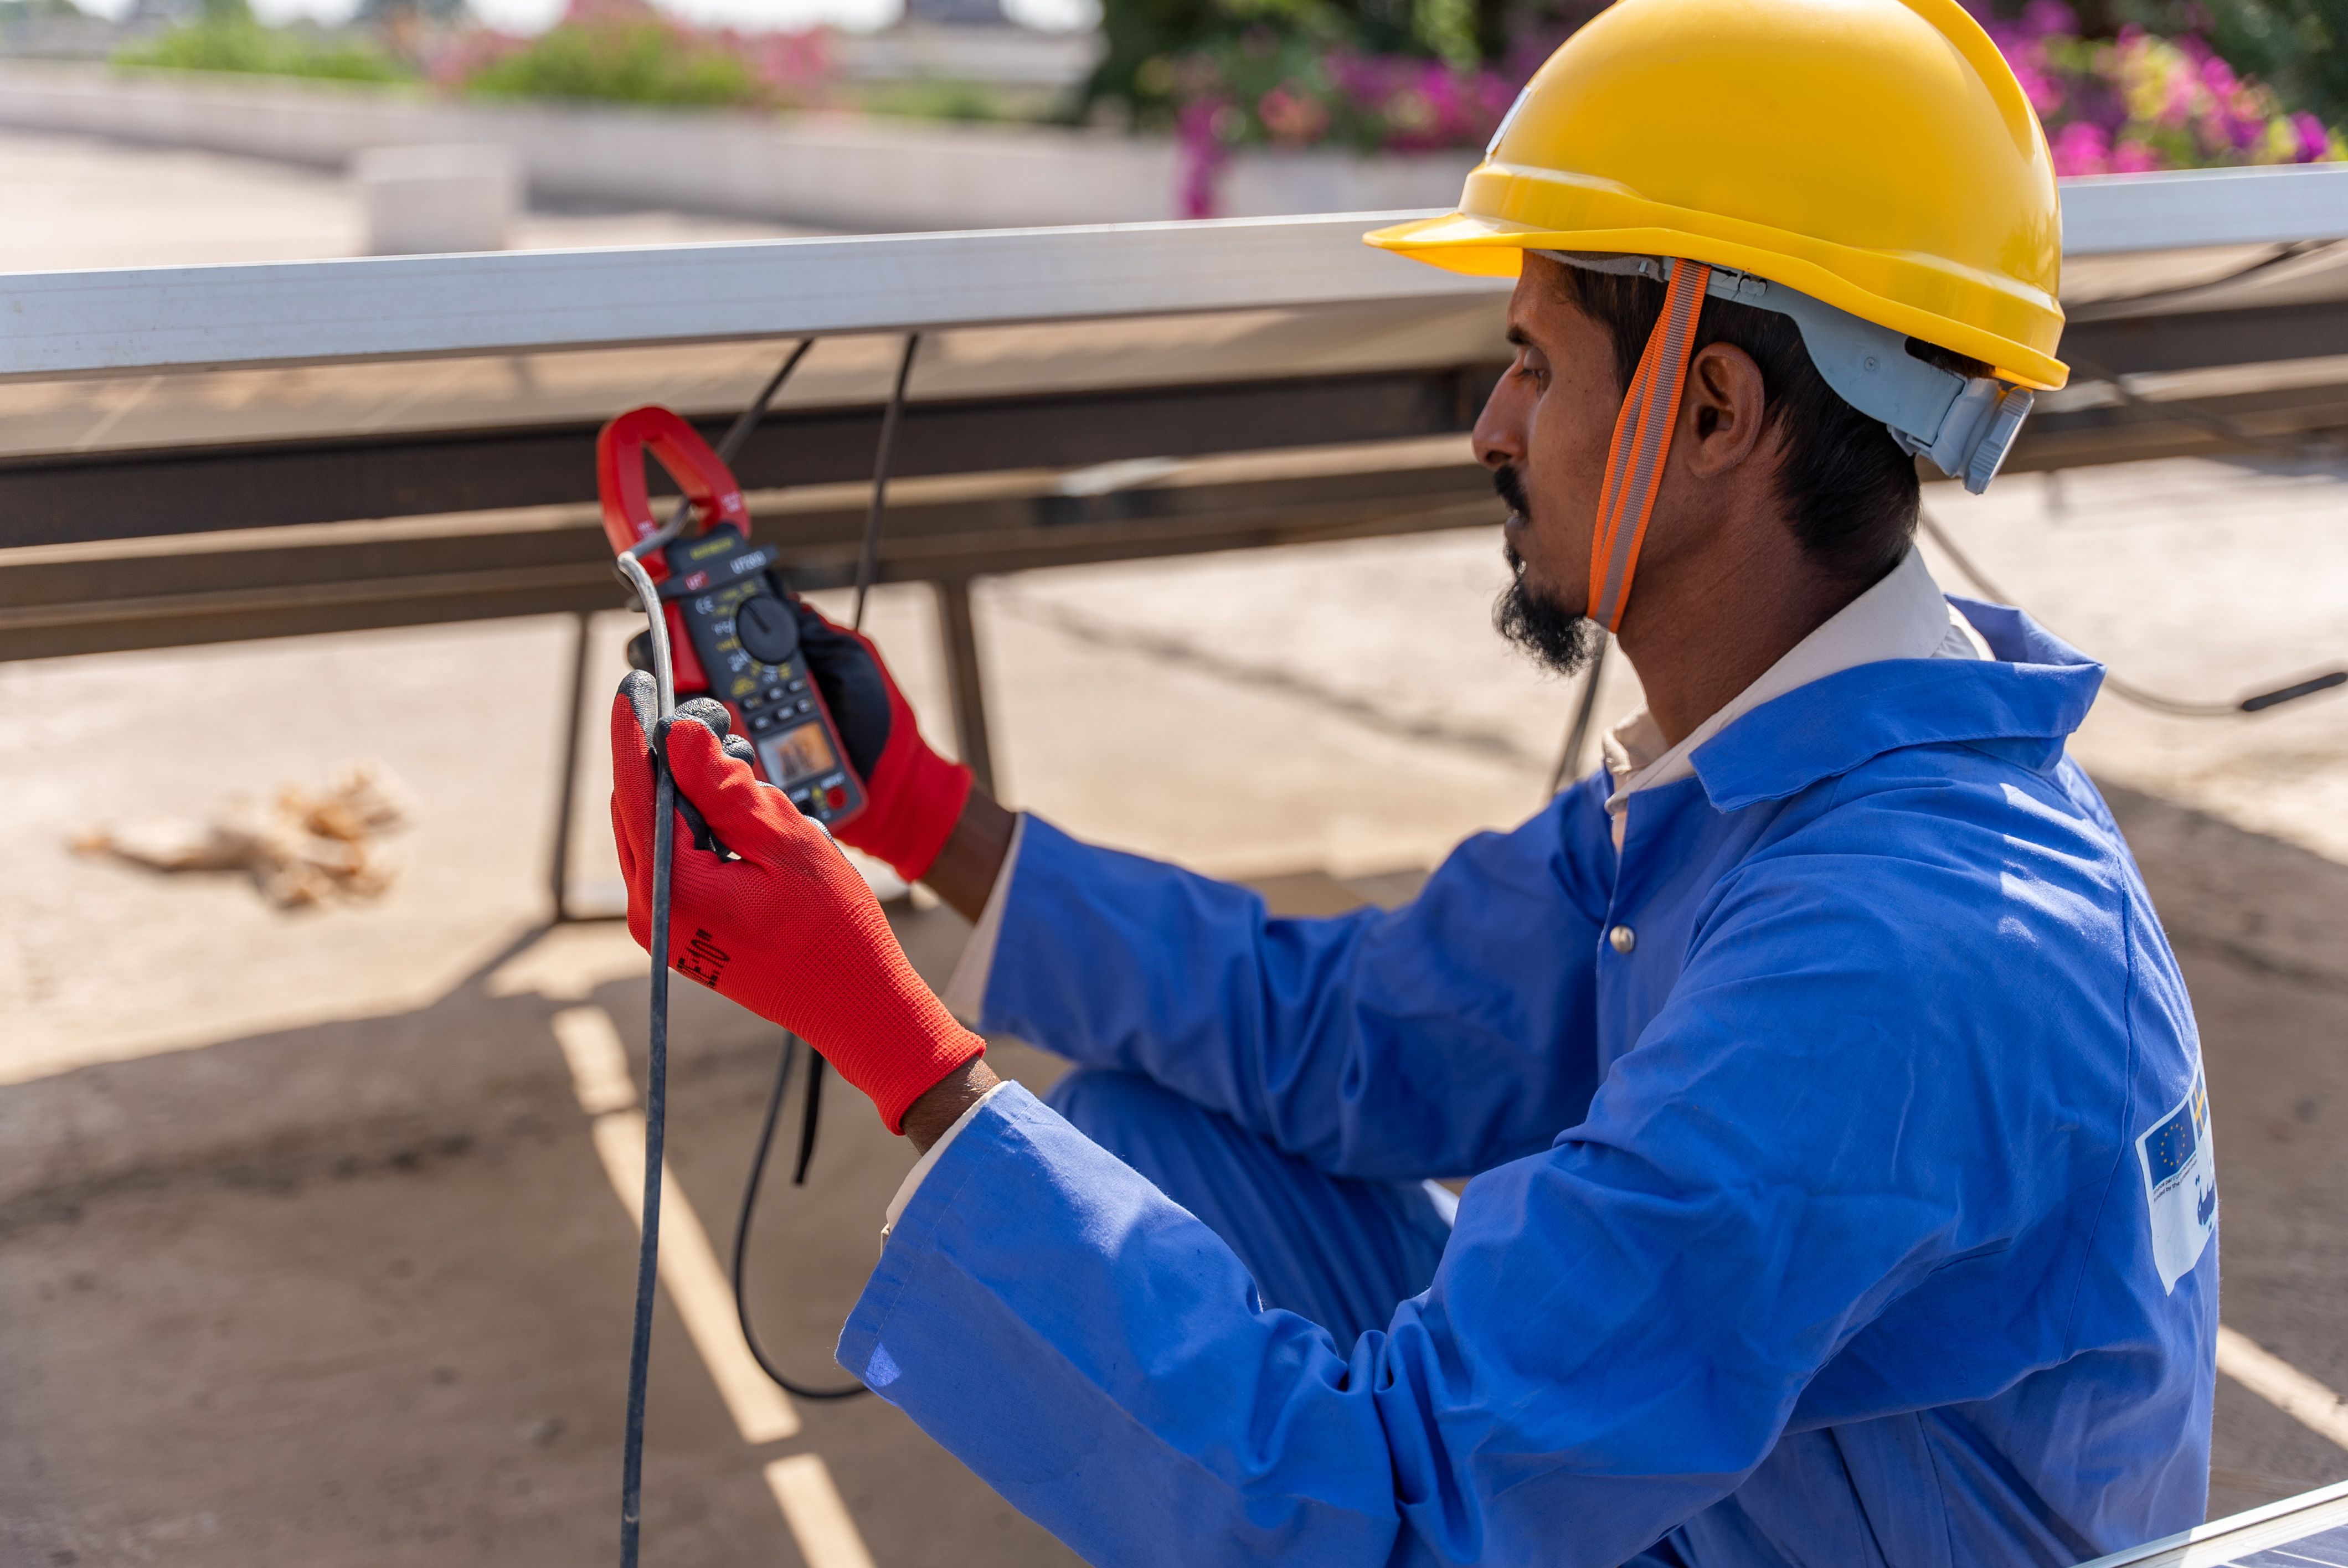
[883,1078,1014,1234]
[938,812,1026,1026]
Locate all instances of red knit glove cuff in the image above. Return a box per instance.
[836,721,973,884]
[856,1008,987,1134]
[735,892,986,1133]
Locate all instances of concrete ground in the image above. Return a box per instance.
[6,127,2348,1563]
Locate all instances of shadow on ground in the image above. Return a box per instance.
[2,783,2345,1562]
[0,907,1082,1568]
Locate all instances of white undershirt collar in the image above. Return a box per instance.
[1600,547,1987,845]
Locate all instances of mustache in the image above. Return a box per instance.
[1492,463,1531,522]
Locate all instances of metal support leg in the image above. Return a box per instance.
[933,577,996,798]
[549,608,595,924]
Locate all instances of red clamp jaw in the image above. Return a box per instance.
[596,406,752,579]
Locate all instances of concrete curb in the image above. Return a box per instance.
[0,60,1479,231]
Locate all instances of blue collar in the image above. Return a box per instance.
[1690,597,2105,812]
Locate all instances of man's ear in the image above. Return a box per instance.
[1679,342,1771,476]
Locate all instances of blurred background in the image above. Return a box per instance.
[5,0,2348,1562]
[2,0,2346,242]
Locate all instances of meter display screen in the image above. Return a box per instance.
[765,722,840,785]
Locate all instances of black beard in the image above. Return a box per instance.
[1495,541,1599,676]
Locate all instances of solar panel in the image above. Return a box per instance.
[2231,1524,2348,1565]
[13,172,2348,664]
[7,175,2348,467]
[2079,1482,2348,1567]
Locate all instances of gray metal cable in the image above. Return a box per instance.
[612,544,677,1568]
[792,332,923,1192]
[853,334,921,633]
[1547,637,1611,795]
[1918,508,2344,716]
[612,337,814,1568]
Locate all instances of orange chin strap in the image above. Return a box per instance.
[1588,260,1711,634]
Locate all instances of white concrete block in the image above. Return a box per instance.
[351,142,518,256]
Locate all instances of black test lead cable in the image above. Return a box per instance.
[1543,501,2347,796]
[732,1031,868,1399]
[616,333,928,1535]
[612,339,812,1568]
[724,332,923,1402]
[778,332,922,1199]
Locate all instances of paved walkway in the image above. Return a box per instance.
[0,125,796,272]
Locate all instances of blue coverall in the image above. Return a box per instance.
[839,599,2218,1567]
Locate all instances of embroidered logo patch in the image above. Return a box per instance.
[2136,1065,2216,1294]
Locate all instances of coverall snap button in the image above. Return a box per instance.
[1609,925,1636,955]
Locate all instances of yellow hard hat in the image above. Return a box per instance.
[1365,0,2068,391]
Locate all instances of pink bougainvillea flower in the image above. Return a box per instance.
[2019,0,2078,37]
[2294,112,2331,162]
[2159,60,2198,127]
[1175,97,1232,219]
[1165,2,2340,214]
[2010,48,2064,117]
[2051,120,2112,176]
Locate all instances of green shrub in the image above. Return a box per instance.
[115,14,414,82]
[449,0,827,110]
[2115,0,2348,134]
[855,79,1013,122]
[462,21,750,106]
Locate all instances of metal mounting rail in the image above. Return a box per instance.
[0,214,1502,381]
[11,167,2348,379]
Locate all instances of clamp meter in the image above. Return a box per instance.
[596,405,867,827]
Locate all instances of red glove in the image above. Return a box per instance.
[609,672,984,1133]
[791,600,972,884]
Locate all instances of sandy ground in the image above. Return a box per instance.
[4,127,2348,1562]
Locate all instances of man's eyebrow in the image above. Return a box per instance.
[1505,324,1533,349]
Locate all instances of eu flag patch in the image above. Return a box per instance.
[2136,1066,2217,1294]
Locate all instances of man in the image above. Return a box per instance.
[608,0,2218,1559]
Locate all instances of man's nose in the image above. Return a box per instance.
[1471,378,1527,472]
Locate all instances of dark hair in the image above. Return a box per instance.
[1551,263,1981,589]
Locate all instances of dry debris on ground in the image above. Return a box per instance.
[72,763,414,908]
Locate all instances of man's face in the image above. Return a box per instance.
[1472,256,1625,675]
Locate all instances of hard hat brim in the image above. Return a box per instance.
[1366,209,2068,392]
